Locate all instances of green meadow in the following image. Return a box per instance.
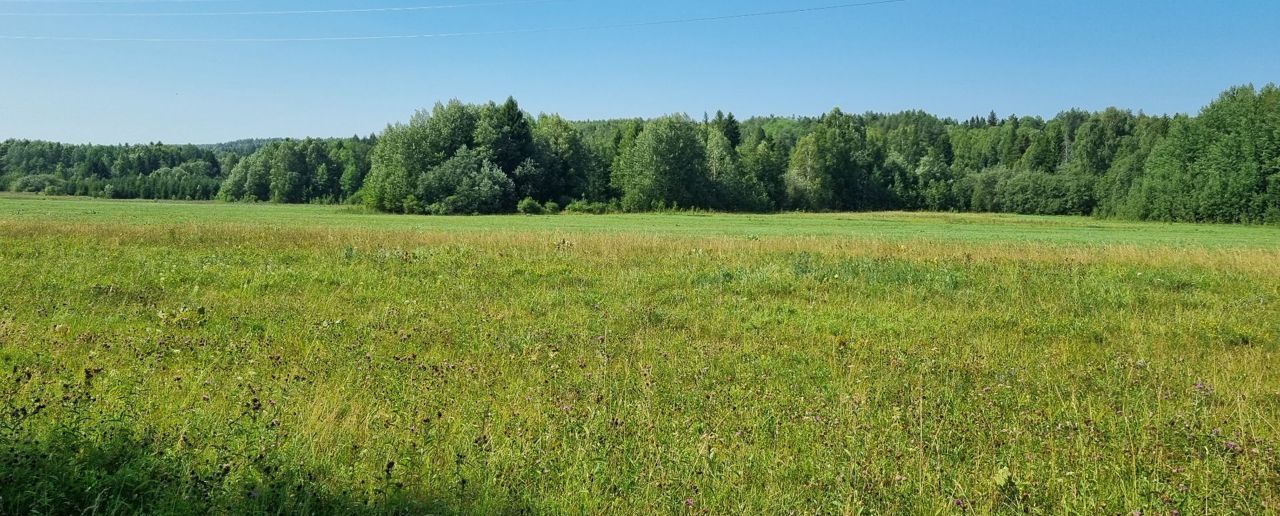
[1,194,1278,514]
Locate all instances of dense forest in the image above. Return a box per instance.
[218,137,375,204]
[2,84,1277,223]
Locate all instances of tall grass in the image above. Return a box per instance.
[1,197,1277,514]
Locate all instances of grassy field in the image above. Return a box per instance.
[1,194,1278,514]
[2,194,1277,247]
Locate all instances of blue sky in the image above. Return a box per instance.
[1,0,1277,144]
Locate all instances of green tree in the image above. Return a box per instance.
[593,119,644,202]
[1127,85,1280,222]
[784,135,830,211]
[242,152,272,202]
[613,115,710,211]
[416,147,514,215]
[1021,121,1065,173]
[1094,115,1169,217]
[783,109,876,211]
[710,110,742,148]
[364,125,418,213]
[474,97,535,175]
[915,152,955,211]
[528,114,589,203]
[706,130,770,211]
[740,134,791,208]
[364,101,478,212]
[1064,108,1135,176]
[268,141,307,203]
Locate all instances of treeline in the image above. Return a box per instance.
[200,138,282,156]
[0,137,371,202]
[217,137,375,204]
[0,141,225,200]
[362,99,601,214]
[349,85,1279,222]
[2,84,1277,223]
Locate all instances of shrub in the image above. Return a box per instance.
[517,197,545,215]
[543,201,562,214]
[417,148,515,215]
[12,174,64,193]
[995,172,1096,215]
[344,190,365,206]
[565,200,612,214]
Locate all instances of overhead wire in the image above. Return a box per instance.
[0,0,259,3]
[0,0,273,3]
[0,0,565,16]
[0,0,907,42]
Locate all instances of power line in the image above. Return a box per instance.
[0,0,906,42]
[0,0,257,3]
[0,0,564,16]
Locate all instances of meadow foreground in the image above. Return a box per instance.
[1,196,1278,514]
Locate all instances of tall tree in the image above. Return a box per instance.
[613,114,710,211]
[268,141,307,203]
[784,109,876,211]
[474,97,535,175]
[706,130,769,211]
[710,110,742,149]
[740,134,791,209]
[529,114,589,203]
[364,101,478,212]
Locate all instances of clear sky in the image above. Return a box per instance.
[1,0,1277,144]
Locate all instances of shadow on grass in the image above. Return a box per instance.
[1,425,531,515]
